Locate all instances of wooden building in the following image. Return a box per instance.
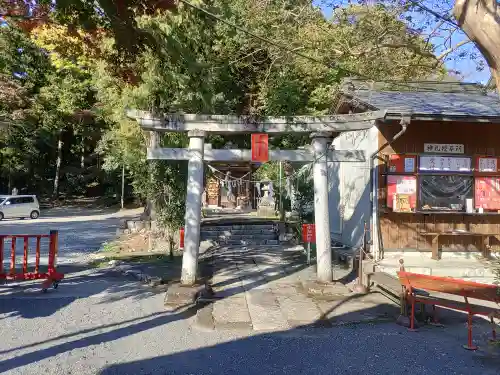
[204,162,259,209]
[333,80,500,260]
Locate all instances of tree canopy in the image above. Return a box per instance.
[0,0,452,232]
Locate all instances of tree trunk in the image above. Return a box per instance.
[53,131,63,200]
[80,145,85,169]
[142,199,157,220]
[121,164,125,209]
[7,164,11,194]
[290,181,299,214]
[491,68,500,95]
[453,0,500,95]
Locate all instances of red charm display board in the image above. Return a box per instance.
[387,175,417,208]
[302,224,316,243]
[387,154,416,173]
[251,134,269,162]
[475,177,500,210]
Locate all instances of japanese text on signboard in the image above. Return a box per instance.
[478,158,498,173]
[302,224,316,243]
[419,156,471,172]
[424,143,464,154]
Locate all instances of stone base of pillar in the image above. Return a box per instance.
[302,280,349,299]
[164,283,207,308]
[396,314,419,328]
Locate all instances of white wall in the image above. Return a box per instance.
[328,126,379,248]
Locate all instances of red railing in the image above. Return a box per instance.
[0,230,64,291]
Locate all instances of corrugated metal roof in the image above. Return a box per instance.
[352,90,500,117]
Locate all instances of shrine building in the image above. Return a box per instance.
[332,79,500,268]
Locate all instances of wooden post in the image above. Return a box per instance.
[399,259,407,316]
[121,164,125,209]
[431,235,439,260]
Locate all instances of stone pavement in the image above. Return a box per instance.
[196,245,400,331]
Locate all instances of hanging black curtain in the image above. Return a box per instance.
[419,175,473,211]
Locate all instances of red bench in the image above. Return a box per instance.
[397,271,500,350]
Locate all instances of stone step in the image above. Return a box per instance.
[201,224,276,232]
[201,229,276,236]
[221,239,279,246]
[200,233,278,241]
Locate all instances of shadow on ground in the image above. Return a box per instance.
[1,244,499,374]
[0,264,159,320]
[0,297,498,374]
[96,322,500,375]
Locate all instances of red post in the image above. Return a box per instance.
[432,305,439,324]
[179,228,185,249]
[491,316,497,341]
[10,236,16,276]
[464,313,478,350]
[0,236,4,275]
[302,224,316,243]
[22,236,28,273]
[461,311,479,350]
[410,299,416,330]
[48,230,58,273]
[35,235,41,273]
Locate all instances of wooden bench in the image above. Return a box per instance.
[418,231,495,260]
[397,271,500,350]
[370,270,431,318]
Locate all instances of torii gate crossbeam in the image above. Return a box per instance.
[127,110,386,133]
[147,147,366,162]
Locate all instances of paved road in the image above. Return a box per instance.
[0,207,143,264]
[0,208,499,375]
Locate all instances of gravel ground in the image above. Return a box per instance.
[1,277,498,375]
[0,206,143,263]
[0,208,499,375]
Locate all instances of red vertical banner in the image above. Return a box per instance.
[179,228,185,249]
[251,133,269,162]
[302,224,316,243]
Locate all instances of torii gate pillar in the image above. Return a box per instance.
[311,133,334,282]
[181,130,205,285]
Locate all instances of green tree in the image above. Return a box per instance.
[33,70,96,198]
[0,26,51,193]
[1,0,445,226]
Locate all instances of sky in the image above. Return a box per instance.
[315,0,491,84]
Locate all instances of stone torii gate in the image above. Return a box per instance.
[128,111,386,285]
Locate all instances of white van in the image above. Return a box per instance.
[0,195,40,220]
